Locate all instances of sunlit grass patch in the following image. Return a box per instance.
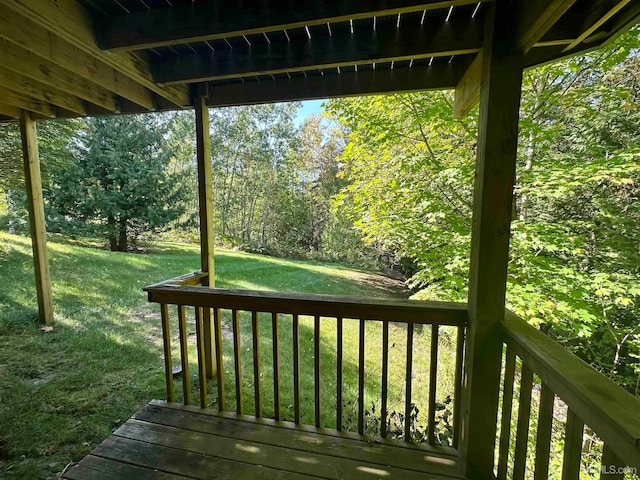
[0,232,408,479]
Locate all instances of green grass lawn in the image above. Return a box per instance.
[0,232,457,479]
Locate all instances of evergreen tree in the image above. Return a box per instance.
[49,114,187,251]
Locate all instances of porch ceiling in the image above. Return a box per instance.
[0,0,638,121]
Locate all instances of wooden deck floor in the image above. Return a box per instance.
[63,400,466,479]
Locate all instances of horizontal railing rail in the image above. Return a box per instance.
[496,310,640,479]
[144,272,468,450]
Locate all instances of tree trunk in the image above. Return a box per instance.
[107,214,118,251]
[117,222,128,252]
[6,192,16,234]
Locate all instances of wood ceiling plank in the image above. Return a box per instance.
[3,0,189,108]
[0,103,20,119]
[154,18,482,85]
[0,87,56,118]
[0,67,86,115]
[99,0,487,51]
[0,38,117,112]
[0,5,152,111]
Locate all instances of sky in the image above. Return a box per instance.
[294,99,325,126]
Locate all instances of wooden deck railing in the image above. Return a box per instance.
[144,271,468,449]
[496,310,640,479]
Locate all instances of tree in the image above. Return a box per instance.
[326,28,640,392]
[48,114,188,251]
[269,114,348,253]
[326,92,476,293]
[209,103,299,245]
[0,119,80,233]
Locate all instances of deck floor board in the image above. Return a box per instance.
[64,401,466,479]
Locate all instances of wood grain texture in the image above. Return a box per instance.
[533,382,555,480]
[463,1,524,476]
[496,347,516,480]
[562,409,584,480]
[2,0,188,107]
[145,285,468,326]
[0,5,153,110]
[512,364,533,480]
[195,95,216,380]
[0,38,117,112]
[66,401,465,479]
[232,309,243,414]
[160,304,175,403]
[177,305,191,405]
[503,310,640,471]
[20,111,54,325]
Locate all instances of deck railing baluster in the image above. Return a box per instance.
[272,312,281,421]
[381,320,389,438]
[213,307,225,410]
[358,318,365,435]
[252,311,262,418]
[513,363,534,480]
[194,307,208,408]
[404,323,414,443]
[562,409,584,480]
[232,309,243,414]
[601,443,625,480]
[533,382,555,480]
[160,303,174,403]
[293,313,300,424]
[177,304,191,405]
[427,323,439,445]
[452,325,464,449]
[314,315,321,428]
[336,316,343,431]
[497,346,516,480]
[146,276,472,451]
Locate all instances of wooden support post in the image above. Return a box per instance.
[20,110,54,325]
[195,93,216,379]
[461,2,524,478]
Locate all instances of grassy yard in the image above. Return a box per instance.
[0,232,457,479]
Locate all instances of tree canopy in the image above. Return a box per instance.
[326,27,640,392]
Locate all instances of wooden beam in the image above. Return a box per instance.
[195,95,215,284]
[20,110,54,325]
[99,0,485,51]
[205,63,467,107]
[3,0,189,108]
[0,87,56,118]
[514,0,578,53]
[0,103,20,119]
[153,18,482,85]
[563,0,631,52]
[195,93,216,379]
[0,5,153,111]
[453,52,482,119]
[0,67,86,116]
[0,39,117,112]
[462,2,524,478]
